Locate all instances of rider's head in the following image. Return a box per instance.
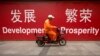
[48,15,55,20]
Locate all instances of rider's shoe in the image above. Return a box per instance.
[51,41,58,44]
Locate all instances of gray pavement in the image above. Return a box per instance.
[0,41,100,56]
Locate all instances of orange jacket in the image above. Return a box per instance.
[44,19,56,33]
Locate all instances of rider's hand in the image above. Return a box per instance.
[54,26,57,28]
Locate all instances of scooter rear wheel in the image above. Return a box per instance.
[36,40,45,47]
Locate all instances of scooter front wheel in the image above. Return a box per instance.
[59,39,66,46]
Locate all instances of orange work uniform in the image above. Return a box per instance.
[44,19,57,41]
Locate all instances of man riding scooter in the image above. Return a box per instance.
[36,14,66,47]
[44,15,57,42]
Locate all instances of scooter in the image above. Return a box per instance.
[36,28,66,47]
